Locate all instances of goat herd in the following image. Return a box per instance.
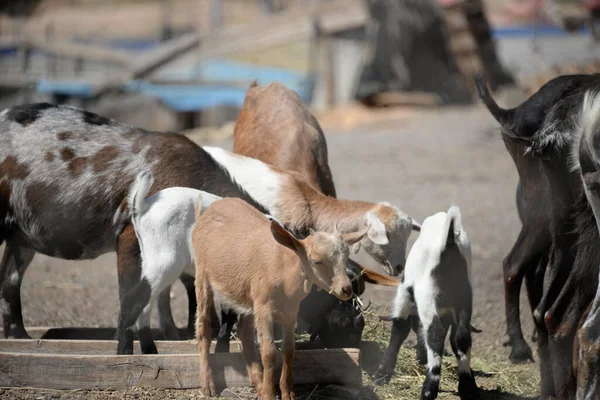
[0,75,599,400]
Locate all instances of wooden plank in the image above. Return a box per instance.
[0,338,375,355]
[0,348,361,390]
[92,33,200,96]
[23,36,131,67]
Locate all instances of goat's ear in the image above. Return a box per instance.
[342,225,369,246]
[270,218,302,252]
[366,212,389,245]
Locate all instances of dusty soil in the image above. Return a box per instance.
[0,102,540,398]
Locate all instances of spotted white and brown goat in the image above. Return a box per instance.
[0,103,268,354]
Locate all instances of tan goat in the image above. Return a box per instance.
[233,81,337,197]
[193,197,368,399]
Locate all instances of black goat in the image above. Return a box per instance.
[477,74,600,398]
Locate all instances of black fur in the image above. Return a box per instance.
[5,103,56,126]
[82,110,112,126]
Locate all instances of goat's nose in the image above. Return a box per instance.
[342,284,353,298]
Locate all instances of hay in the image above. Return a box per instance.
[359,301,540,400]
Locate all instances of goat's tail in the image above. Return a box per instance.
[127,171,154,224]
[474,75,512,127]
[573,90,600,172]
[446,205,463,240]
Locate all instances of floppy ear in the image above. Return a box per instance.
[342,225,369,246]
[366,212,389,245]
[269,217,302,252]
[412,220,421,232]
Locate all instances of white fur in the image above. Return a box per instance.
[203,146,416,275]
[390,205,474,379]
[570,91,600,173]
[203,146,282,214]
[127,172,222,330]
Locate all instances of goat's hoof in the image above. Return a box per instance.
[5,326,31,339]
[200,381,218,398]
[281,390,296,400]
[458,375,481,400]
[509,343,534,364]
[373,365,393,386]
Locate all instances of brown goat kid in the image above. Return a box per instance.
[193,198,368,399]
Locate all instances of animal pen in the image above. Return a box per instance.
[5,0,599,397]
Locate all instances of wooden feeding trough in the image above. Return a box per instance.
[0,327,370,391]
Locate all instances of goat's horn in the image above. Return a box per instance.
[412,220,422,232]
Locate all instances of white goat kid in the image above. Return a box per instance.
[374,205,480,400]
[123,171,221,354]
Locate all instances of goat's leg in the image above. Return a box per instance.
[420,315,450,400]
[116,224,152,355]
[255,307,277,400]
[196,272,217,397]
[180,272,197,337]
[524,256,546,343]
[239,314,263,394]
[136,302,158,354]
[116,278,152,354]
[215,308,237,353]
[373,317,411,385]
[280,319,297,400]
[576,296,600,400]
[534,289,556,400]
[411,314,427,365]
[534,237,575,330]
[374,283,413,384]
[502,224,546,363]
[0,242,34,339]
[449,309,480,400]
[157,285,181,340]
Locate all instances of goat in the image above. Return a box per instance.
[0,103,268,354]
[231,81,413,351]
[476,73,596,364]
[373,206,480,400]
[233,81,337,198]
[478,74,600,398]
[122,171,221,353]
[193,197,368,399]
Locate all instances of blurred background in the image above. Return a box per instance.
[0,0,599,138]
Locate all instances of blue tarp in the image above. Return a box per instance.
[35,58,315,111]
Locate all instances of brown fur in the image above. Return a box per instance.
[362,268,401,287]
[233,82,337,197]
[0,156,30,180]
[193,198,366,399]
[56,131,72,141]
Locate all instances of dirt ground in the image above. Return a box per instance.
[0,99,541,398]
